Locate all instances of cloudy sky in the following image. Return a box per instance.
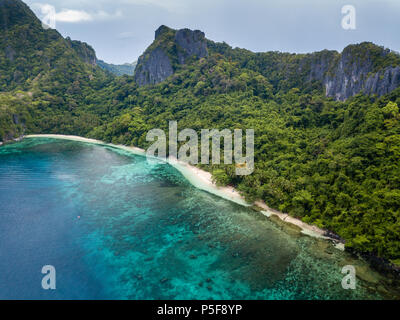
[24,0,400,64]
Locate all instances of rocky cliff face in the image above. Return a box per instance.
[364,66,400,97]
[323,64,400,101]
[66,38,98,66]
[174,28,208,64]
[134,46,174,86]
[305,43,400,101]
[134,25,208,86]
[135,27,400,99]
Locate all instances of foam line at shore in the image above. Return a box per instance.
[24,134,344,247]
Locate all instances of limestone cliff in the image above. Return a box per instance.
[134,25,208,86]
[135,26,400,99]
[304,43,400,100]
[66,38,98,67]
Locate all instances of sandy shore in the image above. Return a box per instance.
[24,134,344,248]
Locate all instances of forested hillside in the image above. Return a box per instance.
[1,0,400,266]
[97,60,137,76]
[0,0,112,142]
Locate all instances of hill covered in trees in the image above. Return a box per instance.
[1,0,400,268]
[0,0,113,142]
[97,60,137,76]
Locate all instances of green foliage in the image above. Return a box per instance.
[84,56,400,261]
[343,42,400,73]
[97,60,137,76]
[1,0,400,262]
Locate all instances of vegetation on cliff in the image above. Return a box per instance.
[1,0,400,265]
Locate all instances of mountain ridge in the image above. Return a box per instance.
[97,60,137,76]
[135,25,400,101]
[134,25,208,86]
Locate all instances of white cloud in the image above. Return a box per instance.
[32,3,123,23]
[55,9,93,22]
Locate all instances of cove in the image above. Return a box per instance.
[0,137,398,300]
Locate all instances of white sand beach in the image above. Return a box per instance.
[24,134,344,248]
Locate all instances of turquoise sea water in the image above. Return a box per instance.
[0,138,397,299]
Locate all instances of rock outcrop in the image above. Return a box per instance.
[134,27,400,99]
[174,28,208,64]
[134,25,208,86]
[134,46,174,86]
[212,40,400,101]
[305,43,400,101]
[323,64,400,101]
[66,38,97,66]
[364,66,400,97]
[134,25,400,100]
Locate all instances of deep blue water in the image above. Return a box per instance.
[0,138,395,299]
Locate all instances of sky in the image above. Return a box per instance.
[24,0,400,65]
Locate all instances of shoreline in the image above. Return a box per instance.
[23,134,343,248]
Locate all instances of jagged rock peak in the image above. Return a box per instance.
[304,42,400,100]
[134,25,208,87]
[175,28,207,64]
[155,25,172,39]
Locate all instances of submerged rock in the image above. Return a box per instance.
[160,278,169,284]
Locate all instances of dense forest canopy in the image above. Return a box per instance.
[1,0,400,266]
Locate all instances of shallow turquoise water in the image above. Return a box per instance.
[0,138,391,299]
